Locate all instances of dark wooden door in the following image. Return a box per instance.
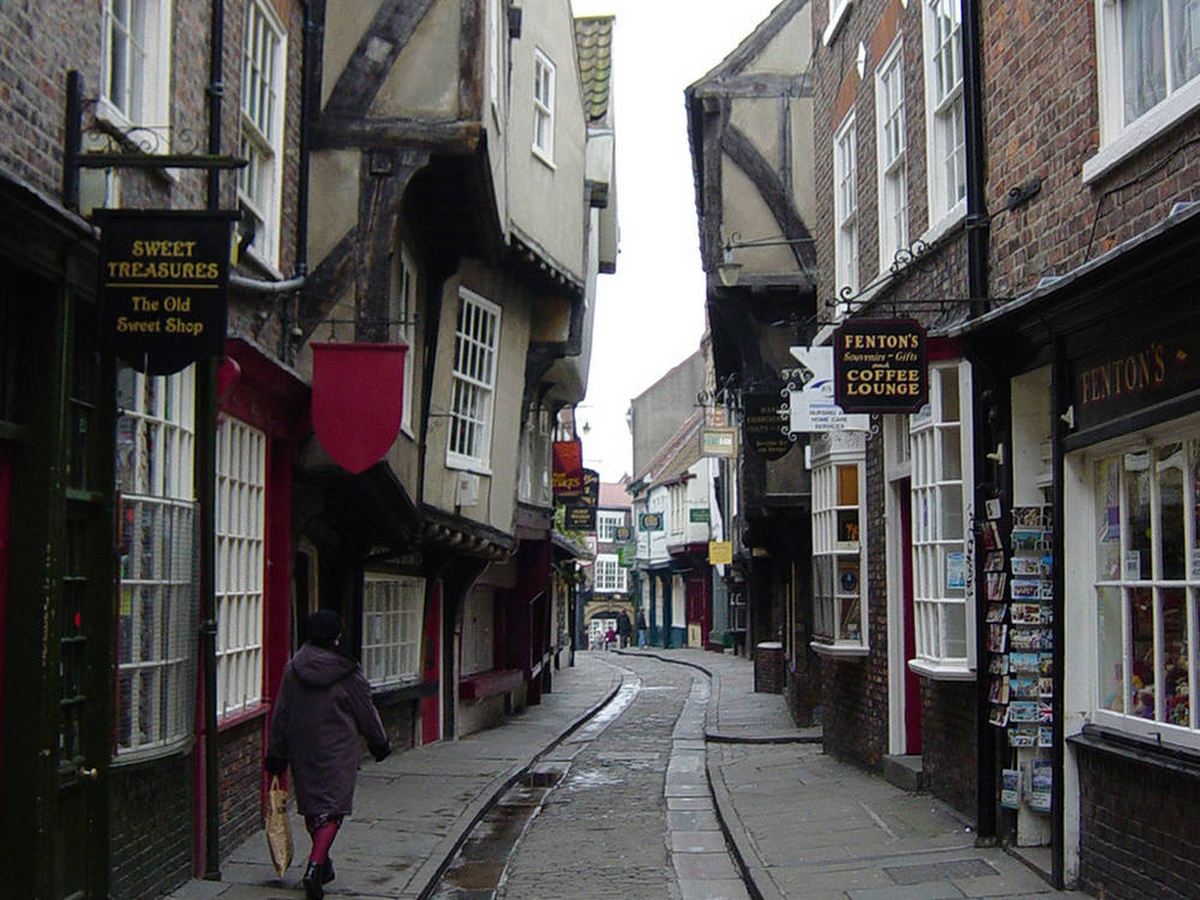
[686,576,710,647]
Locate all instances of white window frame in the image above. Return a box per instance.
[363,573,425,688]
[921,0,967,229]
[390,242,417,437]
[1077,425,1200,751]
[114,366,197,759]
[834,112,859,299]
[99,0,172,132]
[447,287,500,472]
[489,0,504,118]
[532,49,556,165]
[669,483,686,538]
[812,432,869,655]
[875,37,908,269]
[215,416,267,720]
[595,553,626,593]
[909,360,976,679]
[237,0,287,269]
[598,510,625,543]
[1087,0,1200,183]
[824,0,853,46]
[518,405,552,505]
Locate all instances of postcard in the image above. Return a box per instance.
[987,624,1008,653]
[1001,768,1020,808]
[1038,700,1054,723]
[1038,725,1053,748]
[1038,677,1054,698]
[986,498,1002,520]
[1008,726,1037,748]
[990,704,1010,728]
[1010,602,1042,625]
[1009,701,1038,723]
[1039,581,1055,601]
[989,676,1010,705]
[1010,557,1043,577]
[1009,628,1038,651]
[1039,653,1053,677]
[986,603,1008,624]
[1012,528,1049,551]
[1010,674,1038,699]
[1011,579,1041,600]
[982,521,1003,550]
[1010,651,1040,673]
[984,551,1006,573]
[1012,507,1043,528]
[986,572,1008,601]
[988,654,1009,675]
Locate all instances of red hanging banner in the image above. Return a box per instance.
[552,439,584,497]
[311,343,407,475]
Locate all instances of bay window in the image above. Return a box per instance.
[595,553,626,593]
[909,361,974,676]
[812,432,868,653]
[115,366,196,756]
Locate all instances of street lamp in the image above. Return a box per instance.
[717,232,816,287]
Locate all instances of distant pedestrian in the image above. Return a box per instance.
[604,624,616,651]
[617,613,632,648]
[637,610,648,647]
[266,610,391,899]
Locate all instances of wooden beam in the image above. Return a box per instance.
[299,227,357,336]
[721,124,815,270]
[312,116,481,152]
[322,0,439,118]
[458,0,484,119]
[693,72,813,99]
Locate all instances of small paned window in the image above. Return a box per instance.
[238,0,287,267]
[447,289,501,469]
[101,0,171,129]
[362,574,425,687]
[215,416,267,719]
[909,362,974,671]
[390,243,417,435]
[533,50,556,163]
[115,366,197,755]
[834,113,859,298]
[812,436,867,649]
[876,39,908,266]
[598,511,625,543]
[922,0,966,222]
[595,554,626,593]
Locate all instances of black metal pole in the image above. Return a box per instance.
[961,0,989,314]
[1050,338,1067,889]
[63,71,82,211]
[200,0,226,881]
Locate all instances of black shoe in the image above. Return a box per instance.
[302,861,324,900]
[323,858,335,884]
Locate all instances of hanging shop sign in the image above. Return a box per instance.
[689,508,711,523]
[614,525,633,542]
[1071,330,1200,435]
[700,427,737,457]
[741,379,793,460]
[618,543,637,567]
[96,209,238,375]
[832,318,928,414]
[708,540,733,565]
[639,512,664,532]
[552,440,584,497]
[787,346,870,432]
[564,468,599,532]
[312,343,407,474]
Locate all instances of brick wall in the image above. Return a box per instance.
[109,753,194,900]
[920,680,976,819]
[218,715,266,862]
[1077,744,1200,899]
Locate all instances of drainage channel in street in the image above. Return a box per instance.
[426,668,641,900]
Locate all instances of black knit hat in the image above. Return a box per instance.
[307,609,342,646]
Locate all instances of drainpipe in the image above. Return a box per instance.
[962,0,989,314]
[199,0,226,881]
[961,0,995,845]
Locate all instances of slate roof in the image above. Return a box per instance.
[636,411,706,488]
[574,15,614,125]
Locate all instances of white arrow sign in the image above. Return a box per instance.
[788,346,870,433]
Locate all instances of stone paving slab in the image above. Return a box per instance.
[167,653,622,899]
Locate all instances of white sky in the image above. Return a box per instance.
[570,0,784,482]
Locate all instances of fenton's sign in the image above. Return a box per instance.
[1073,332,1200,433]
[833,318,928,414]
[96,209,237,375]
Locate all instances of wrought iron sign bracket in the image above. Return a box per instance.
[62,71,247,212]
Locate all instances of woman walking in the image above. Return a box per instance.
[265,610,390,899]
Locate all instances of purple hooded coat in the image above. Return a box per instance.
[267,643,388,818]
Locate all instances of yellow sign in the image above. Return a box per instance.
[708,540,733,565]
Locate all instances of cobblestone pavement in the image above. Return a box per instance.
[499,654,745,900]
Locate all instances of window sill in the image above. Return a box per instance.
[908,658,974,681]
[1084,81,1200,185]
[459,668,524,701]
[111,735,195,767]
[823,1,852,46]
[93,98,178,184]
[238,244,283,280]
[445,456,493,478]
[371,679,436,708]
[532,146,557,171]
[811,640,869,659]
[918,199,967,250]
[1069,723,1200,778]
[217,702,269,733]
